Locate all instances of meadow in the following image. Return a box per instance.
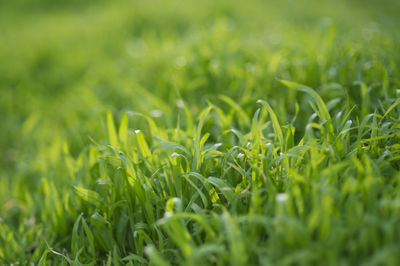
[0,0,400,265]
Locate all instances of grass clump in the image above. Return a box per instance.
[0,0,400,265]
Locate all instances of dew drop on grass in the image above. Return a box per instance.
[276,193,288,203]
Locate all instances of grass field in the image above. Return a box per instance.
[1,0,400,265]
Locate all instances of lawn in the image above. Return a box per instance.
[0,0,400,265]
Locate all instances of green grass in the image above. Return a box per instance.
[1,0,400,265]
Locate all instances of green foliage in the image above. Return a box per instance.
[1,0,400,265]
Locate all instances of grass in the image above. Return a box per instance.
[0,0,400,265]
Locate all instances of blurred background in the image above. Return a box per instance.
[0,0,399,218]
